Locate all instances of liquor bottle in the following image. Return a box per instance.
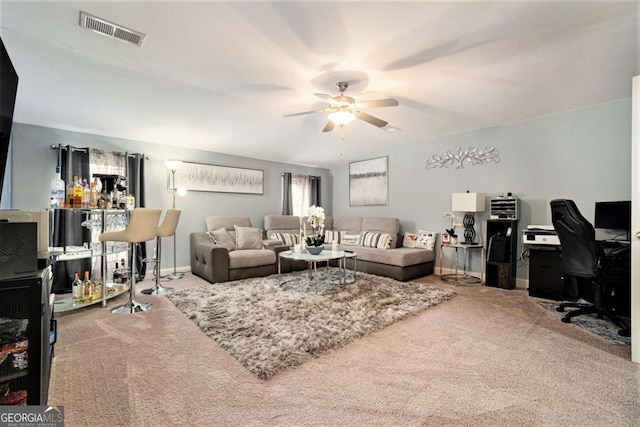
[120,258,127,285]
[82,179,90,208]
[91,279,101,301]
[67,175,77,208]
[73,176,83,209]
[50,166,65,208]
[89,180,98,208]
[82,271,92,303]
[113,262,120,286]
[72,272,82,302]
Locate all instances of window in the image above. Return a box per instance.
[292,175,312,217]
[282,173,321,217]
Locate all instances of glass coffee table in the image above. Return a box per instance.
[278,249,357,286]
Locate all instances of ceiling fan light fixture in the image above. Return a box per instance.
[328,111,356,126]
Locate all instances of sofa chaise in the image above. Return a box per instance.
[264,215,435,281]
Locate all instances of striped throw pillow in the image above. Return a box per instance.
[361,231,392,249]
[269,232,299,247]
[324,230,341,244]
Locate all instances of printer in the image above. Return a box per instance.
[523,225,560,246]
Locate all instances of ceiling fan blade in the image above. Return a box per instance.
[356,98,399,108]
[284,109,327,118]
[355,111,388,128]
[322,121,336,132]
[315,93,340,105]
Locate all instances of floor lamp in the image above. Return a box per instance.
[166,160,186,280]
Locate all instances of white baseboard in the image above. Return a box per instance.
[437,266,529,289]
[158,266,190,276]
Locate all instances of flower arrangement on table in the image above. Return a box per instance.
[443,212,463,242]
[304,205,326,248]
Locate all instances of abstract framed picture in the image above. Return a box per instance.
[172,161,263,194]
[349,156,388,206]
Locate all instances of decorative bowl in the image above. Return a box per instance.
[306,246,323,255]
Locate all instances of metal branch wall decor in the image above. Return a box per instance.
[425,146,500,170]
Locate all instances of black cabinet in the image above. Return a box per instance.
[0,268,55,405]
[528,246,569,300]
[485,219,518,289]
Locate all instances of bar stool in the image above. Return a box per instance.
[141,209,181,295]
[99,208,162,314]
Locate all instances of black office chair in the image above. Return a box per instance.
[550,199,630,337]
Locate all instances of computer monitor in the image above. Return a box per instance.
[594,201,631,240]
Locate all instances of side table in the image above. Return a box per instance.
[440,243,485,286]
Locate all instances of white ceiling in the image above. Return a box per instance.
[0,1,637,168]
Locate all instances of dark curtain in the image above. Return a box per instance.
[52,145,92,293]
[60,144,90,192]
[126,153,147,280]
[281,172,293,215]
[310,175,321,207]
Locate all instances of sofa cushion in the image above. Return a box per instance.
[324,230,341,243]
[342,246,434,267]
[361,231,392,249]
[361,217,400,248]
[228,249,276,269]
[417,230,438,251]
[206,215,251,231]
[341,232,361,246]
[264,215,300,231]
[208,227,237,251]
[403,232,420,248]
[234,225,264,250]
[269,232,299,247]
[332,217,363,234]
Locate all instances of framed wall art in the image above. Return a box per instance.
[349,156,388,206]
[172,161,263,194]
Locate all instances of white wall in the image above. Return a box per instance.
[331,100,632,283]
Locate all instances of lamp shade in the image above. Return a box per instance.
[452,192,485,212]
[328,110,356,126]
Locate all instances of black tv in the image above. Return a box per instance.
[0,36,19,205]
[594,200,631,239]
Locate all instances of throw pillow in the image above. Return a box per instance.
[402,232,419,248]
[324,230,341,244]
[340,232,362,246]
[208,228,236,251]
[269,232,299,247]
[234,225,264,250]
[417,229,438,251]
[361,231,392,249]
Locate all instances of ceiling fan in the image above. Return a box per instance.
[284,82,400,132]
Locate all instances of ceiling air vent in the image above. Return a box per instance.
[79,11,146,47]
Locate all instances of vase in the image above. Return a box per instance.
[306,246,323,255]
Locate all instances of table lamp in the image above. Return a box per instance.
[452,192,485,244]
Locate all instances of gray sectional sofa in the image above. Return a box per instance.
[190,214,435,284]
[264,215,435,281]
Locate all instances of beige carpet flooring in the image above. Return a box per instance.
[49,272,640,427]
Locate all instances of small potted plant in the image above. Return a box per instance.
[305,205,325,255]
[443,212,462,245]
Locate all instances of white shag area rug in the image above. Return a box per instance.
[167,268,456,379]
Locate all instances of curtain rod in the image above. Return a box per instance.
[51,144,149,159]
